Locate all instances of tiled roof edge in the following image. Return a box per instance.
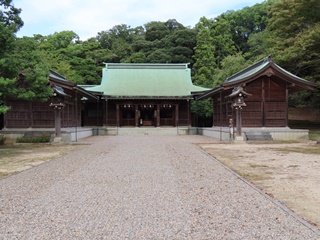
[226,55,272,82]
[104,63,189,70]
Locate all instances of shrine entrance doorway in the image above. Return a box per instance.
[139,105,155,127]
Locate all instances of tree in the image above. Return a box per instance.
[0,0,23,76]
[1,37,52,102]
[267,0,320,77]
[210,18,237,68]
[213,53,251,86]
[193,18,216,88]
[264,0,320,107]
[217,1,274,53]
[191,18,217,117]
[145,21,170,41]
[0,0,24,113]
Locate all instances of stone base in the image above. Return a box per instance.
[234,135,245,142]
[53,137,63,143]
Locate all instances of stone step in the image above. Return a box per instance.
[117,127,179,136]
[245,132,273,141]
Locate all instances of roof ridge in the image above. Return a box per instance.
[49,69,67,81]
[226,55,272,82]
[104,63,189,70]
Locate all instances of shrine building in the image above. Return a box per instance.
[82,63,209,128]
[197,56,317,141]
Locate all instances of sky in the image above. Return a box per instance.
[14,0,264,40]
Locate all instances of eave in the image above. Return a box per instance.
[104,95,194,100]
[196,87,224,100]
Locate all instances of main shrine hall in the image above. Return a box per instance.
[82,63,209,128]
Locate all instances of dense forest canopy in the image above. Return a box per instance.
[0,0,319,115]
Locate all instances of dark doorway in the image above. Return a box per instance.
[140,105,155,126]
[160,107,174,126]
[0,114,3,129]
[121,106,135,126]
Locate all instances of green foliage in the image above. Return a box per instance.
[0,76,13,113]
[0,0,23,77]
[191,99,213,117]
[16,133,51,143]
[262,0,320,107]
[0,36,53,102]
[2,0,319,115]
[0,105,10,114]
[210,18,237,67]
[266,0,320,72]
[218,0,274,53]
[193,21,216,87]
[124,52,147,63]
[213,53,251,86]
[0,0,23,32]
[0,134,6,145]
[145,21,170,41]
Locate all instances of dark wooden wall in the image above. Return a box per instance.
[81,101,103,126]
[4,101,54,128]
[243,77,287,127]
[178,101,190,126]
[4,98,82,129]
[213,76,288,128]
[212,91,232,127]
[82,99,192,127]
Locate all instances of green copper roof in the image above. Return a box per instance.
[86,63,209,98]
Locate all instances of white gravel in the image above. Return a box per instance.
[0,135,319,239]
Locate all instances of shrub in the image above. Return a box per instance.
[16,133,51,143]
[0,134,6,145]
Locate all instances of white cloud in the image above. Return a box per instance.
[14,0,264,40]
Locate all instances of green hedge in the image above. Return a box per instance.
[16,133,51,143]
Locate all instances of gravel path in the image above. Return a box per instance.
[0,135,319,239]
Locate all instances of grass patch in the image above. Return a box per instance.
[235,170,271,181]
[0,143,80,179]
[0,144,48,158]
[309,130,320,141]
[288,165,299,168]
[271,146,320,155]
[249,163,269,168]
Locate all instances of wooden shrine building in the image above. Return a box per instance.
[2,70,97,130]
[82,63,209,128]
[197,56,317,128]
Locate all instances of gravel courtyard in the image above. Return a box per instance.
[0,135,319,239]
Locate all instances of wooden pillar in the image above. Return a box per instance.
[3,98,8,129]
[29,101,32,128]
[262,79,265,127]
[50,101,65,142]
[236,108,242,136]
[55,108,62,137]
[96,99,99,127]
[285,86,289,127]
[67,103,69,127]
[116,104,120,127]
[188,100,191,126]
[156,104,160,127]
[75,92,78,142]
[103,99,107,126]
[135,104,139,127]
[219,93,222,126]
[175,104,179,127]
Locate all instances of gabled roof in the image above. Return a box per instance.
[49,70,98,100]
[223,56,316,89]
[85,63,210,99]
[197,56,317,100]
[49,70,68,82]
